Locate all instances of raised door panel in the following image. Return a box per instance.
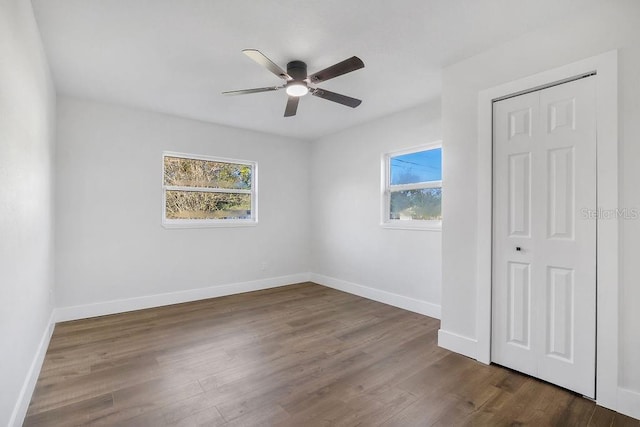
[507,262,531,348]
[547,147,575,240]
[509,153,531,237]
[546,266,575,361]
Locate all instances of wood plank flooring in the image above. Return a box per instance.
[25,283,638,426]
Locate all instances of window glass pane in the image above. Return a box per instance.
[165,190,251,220]
[390,188,442,220]
[164,156,252,189]
[390,148,442,185]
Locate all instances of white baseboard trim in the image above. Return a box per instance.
[437,329,478,360]
[54,273,311,322]
[617,387,640,420]
[310,273,441,319]
[9,310,56,427]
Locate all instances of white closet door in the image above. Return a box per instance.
[492,77,596,398]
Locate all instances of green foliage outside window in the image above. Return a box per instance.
[164,156,251,189]
[390,188,442,220]
[165,191,251,220]
[163,155,254,222]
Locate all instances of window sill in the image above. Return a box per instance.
[381,221,442,231]
[162,220,258,229]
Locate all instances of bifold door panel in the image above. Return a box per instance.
[492,77,596,398]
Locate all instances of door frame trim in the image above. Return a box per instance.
[476,50,618,408]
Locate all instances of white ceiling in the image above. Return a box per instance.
[31,0,601,140]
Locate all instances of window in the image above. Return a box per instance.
[162,152,257,228]
[382,143,442,230]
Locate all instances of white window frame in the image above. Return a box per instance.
[381,141,442,231]
[162,151,258,228]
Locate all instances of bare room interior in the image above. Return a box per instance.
[2,0,640,425]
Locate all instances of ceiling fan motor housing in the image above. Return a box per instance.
[287,60,307,81]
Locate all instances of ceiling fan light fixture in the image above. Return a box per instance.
[286,82,309,97]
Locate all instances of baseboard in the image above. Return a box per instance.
[310,273,441,319]
[54,273,312,322]
[617,387,640,420]
[9,310,56,427]
[437,329,478,360]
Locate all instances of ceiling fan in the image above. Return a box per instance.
[222,49,365,117]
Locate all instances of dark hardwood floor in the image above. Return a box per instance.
[25,283,638,426]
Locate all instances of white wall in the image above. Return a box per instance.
[440,0,640,416]
[0,0,56,425]
[55,97,310,312]
[310,102,442,317]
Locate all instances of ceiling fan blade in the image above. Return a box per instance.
[222,86,282,95]
[242,49,292,80]
[308,56,364,83]
[284,96,299,117]
[311,88,362,108]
